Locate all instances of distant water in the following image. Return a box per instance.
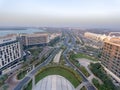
[0,29,45,36]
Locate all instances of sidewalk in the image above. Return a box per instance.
[53,50,63,63]
[5,73,21,90]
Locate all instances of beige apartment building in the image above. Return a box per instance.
[84,32,107,41]
[101,37,120,82]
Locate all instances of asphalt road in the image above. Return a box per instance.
[14,31,96,90]
[63,31,96,90]
[14,48,60,90]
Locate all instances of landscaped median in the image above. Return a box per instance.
[35,65,82,88]
[69,51,90,77]
[78,66,90,77]
[23,80,32,90]
[80,86,87,90]
[17,70,27,80]
[69,52,98,61]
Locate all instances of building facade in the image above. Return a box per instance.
[84,32,107,41]
[21,33,49,47]
[101,37,120,83]
[0,35,23,74]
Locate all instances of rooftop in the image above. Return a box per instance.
[109,37,120,44]
[104,37,120,46]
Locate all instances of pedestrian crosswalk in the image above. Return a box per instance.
[80,81,92,87]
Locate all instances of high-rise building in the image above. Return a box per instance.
[101,37,120,83]
[0,34,23,74]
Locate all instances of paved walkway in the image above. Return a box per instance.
[76,83,84,90]
[77,58,102,84]
[76,81,94,90]
[5,73,21,90]
[53,50,63,63]
[33,75,75,90]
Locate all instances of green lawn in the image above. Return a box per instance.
[59,55,66,65]
[90,63,116,90]
[70,53,98,61]
[35,65,82,88]
[69,52,90,77]
[0,74,8,87]
[92,78,100,88]
[79,66,90,77]
[23,80,32,90]
[17,70,27,80]
[80,86,87,90]
[70,60,90,77]
[35,57,46,67]
[29,47,42,57]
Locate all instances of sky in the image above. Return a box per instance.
[0,0,120,28]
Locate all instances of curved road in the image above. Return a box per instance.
[63,31,96,90]
[14,48,60,90]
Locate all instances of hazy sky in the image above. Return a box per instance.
[0,0,120,28]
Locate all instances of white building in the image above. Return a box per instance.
[0,35,23,74]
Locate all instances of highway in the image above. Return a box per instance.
[63,31,96,90]
[14,48,60,90]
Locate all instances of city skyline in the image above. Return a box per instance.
[0,1,119,89]
[0,0,120,29]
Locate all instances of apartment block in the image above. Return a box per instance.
[84,32,107,41]
[101,37,120,82]
[0,34,23,74]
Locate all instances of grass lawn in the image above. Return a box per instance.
[23,80,32,90]
[59,55,66,65]
[0,74,8,87]
[70,60,90,77]
[17,70,27,80]
[35,57,46,67]
[69,53,90,77]
[29,47,42,57]
[79,66,90,77]
[35,66,82,88]
[90,63,116,90]
[70,53,98,61]
[80,86,87,90]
